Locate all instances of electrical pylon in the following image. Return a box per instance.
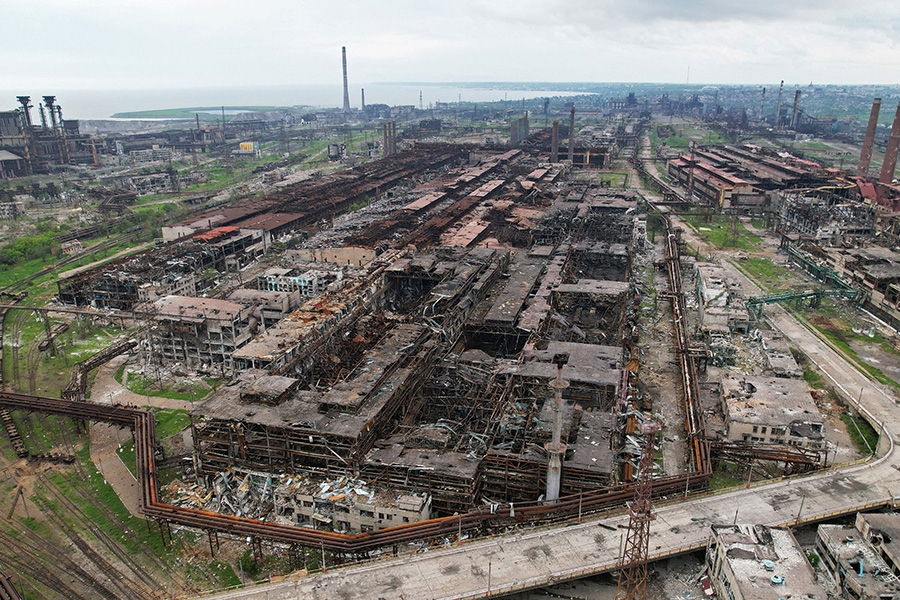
[616,421,658,600]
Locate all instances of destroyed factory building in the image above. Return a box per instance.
[61,143,649,533]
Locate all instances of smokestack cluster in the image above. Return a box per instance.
[879,101,900,185]
[857,98,881,179]
[341,46,351,113]
[383,121,397,156]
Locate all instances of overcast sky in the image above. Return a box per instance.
[4,0,900,90]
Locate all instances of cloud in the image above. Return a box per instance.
[1,0,899,89]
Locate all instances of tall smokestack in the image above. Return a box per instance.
[790,90,801,130]
[361,88,365,112]
[857,98,881,179]
[774,80,784,129]
[341,46,350,113]
[758,88,766,122]
[879,101,900,185]
[551,120,559,163]
[568,107,575,162]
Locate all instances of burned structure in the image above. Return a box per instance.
[176,143,648,530]
[720,374,825,450]
[667,144,832,210]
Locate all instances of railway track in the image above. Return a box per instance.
[33,492,153,600]
[37,473,163,594]
[0,232,133,455]
[0,524,117,600]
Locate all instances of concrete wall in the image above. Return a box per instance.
[290,247,376,267]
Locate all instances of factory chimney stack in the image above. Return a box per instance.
[568,107,575,162]
[551,120,559,163]
[774,81,784,129]
[341,46,351,113]
[879,101,900,185]
[857,98,881,179]
[758,88,766,122]
[790,90,801,130]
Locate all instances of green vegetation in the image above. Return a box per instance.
[2,314,123,398]
[209,561,241,588]
[709,462,744,490]
[118,438,137,476]
[841,412,879,454]
[238,549,262,580]
[735,257,797,292]
[682,215,761,251]
[46,444,169,557]
[807,552,820,569]
[116,408,189,477]
[116,367,216,401]
[803,365,825,389]
[654,124,727,150]
[155,409,191,437]
[238,547,301,579]
[808,318,900,389]
[0,231,57,267]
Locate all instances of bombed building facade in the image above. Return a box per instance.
[43,137,652,531]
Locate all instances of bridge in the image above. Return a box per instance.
[745,287,863,319]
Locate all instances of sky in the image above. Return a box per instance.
[4,0,900,90]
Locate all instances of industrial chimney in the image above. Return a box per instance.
[879,101,900,185]
[790,90,801,130]
[758,88,766,122]
[551,120,559,163]
[341,46,351,113]
[568,107,575,162]
[774,81,784,129]
[857,98,881,179]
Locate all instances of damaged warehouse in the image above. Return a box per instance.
[176,146,649,531]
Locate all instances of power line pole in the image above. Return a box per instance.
[616,422,658,600]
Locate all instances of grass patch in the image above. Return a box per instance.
[155,409,190,437]
[709,462,743,490]
[810,320,900,389]
[118,439,137,477]
[803,365,825,389]
[736,257,798,292]
[115,408,188,478]
[48,444,169,557]
[123,370,214,401]
[682,215,760,251]
[209,561,241,588]
[841,412,879,454]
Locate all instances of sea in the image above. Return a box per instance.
[0,84,585,120]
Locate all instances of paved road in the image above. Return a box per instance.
[89,355,194,517]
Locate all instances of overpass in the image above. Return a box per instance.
[188,266,900,600]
